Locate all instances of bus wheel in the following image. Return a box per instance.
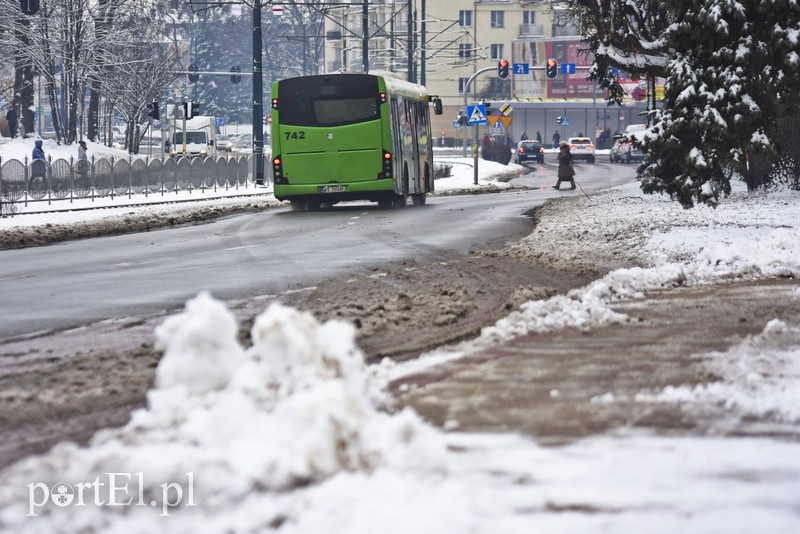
[412,193,426,206]
[393,171,409,209]
[290,200,307,211]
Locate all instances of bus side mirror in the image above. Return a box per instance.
[432,97,443,115]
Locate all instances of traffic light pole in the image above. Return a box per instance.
[461,66,494,163]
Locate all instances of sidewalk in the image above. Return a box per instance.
[393,278,800,443]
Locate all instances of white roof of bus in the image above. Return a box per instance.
[373,71,429,100]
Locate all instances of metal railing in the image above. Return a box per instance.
[0,153,272,213]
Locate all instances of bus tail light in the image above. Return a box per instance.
[379,151,392,179]
[379,92,387,104]
[273,155,286,183]
[271,98,279,110]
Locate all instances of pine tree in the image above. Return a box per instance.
[640,0,800,207]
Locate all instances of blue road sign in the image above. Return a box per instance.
[215,117,224,127]
[466,103,487,125]
[560,63,576,75]
[512,63,529,75]
[561,116,570,126]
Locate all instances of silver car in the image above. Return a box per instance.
[567,137,595,163]
[610,124,647,163]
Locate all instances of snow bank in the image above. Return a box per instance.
[0,293,448,530]
[467,182,800,345]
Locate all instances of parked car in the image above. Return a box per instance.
[610,124,648,163]
[567,137,595,163]
[513,140,544,164]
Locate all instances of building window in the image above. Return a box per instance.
[459,10,472,27]
[490,11,504,29]
[458,43,472,62]
[458,77,469,95]
[523,10,536,26]
[490,44,504,60]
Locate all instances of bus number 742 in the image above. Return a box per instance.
[285,131,305,140]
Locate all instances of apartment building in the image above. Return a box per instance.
[321,1,639,143]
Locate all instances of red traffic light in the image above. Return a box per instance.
[497,59,509,80]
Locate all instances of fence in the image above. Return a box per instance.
[0,153,272,214]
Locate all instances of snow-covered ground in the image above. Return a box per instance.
[1,136,799,532]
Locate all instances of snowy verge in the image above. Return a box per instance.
[0,292,448,530]
[379,181,800,381]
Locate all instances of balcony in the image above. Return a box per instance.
[519,24,544,37]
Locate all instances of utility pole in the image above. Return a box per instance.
[253,1,265,185]
[406,0,413,81]
[420,0,426,85]
[362,0,369,72]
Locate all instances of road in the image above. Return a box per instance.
[0,160,635,341]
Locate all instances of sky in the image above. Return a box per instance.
[1,137,799,532]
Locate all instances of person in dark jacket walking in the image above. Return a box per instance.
[5,107,18,139]
[553,141,576,190]
[32,139,45,160]
[552,131,560,149]
[31,139,46,179]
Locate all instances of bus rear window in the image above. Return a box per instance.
[278,75,381,127]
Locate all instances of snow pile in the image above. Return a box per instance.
[636,319,800,423]
[0,292,448,530]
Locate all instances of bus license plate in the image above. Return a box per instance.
[320,185,346,193]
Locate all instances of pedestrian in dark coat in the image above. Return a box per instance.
[553,141,576,190]
[31,139,46,179]
[552,131,560,149]
[5,107,18,138]
[32,139,45,161]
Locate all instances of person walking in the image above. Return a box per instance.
[77,140,89,180]
[32,139,45,161]
[5,106,18,139]
[536,131,542,144]
[553,140,576,190]
[552,131,560,149]
[31,139,47,181]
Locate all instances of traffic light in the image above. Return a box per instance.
[183,100,200,119]
[556,116,563,125]
[230,66,241,84]
[188,64,199,83]
[147,100,160,120]
[20,0,39,15]
[546,58,558,80]
[497,59,509,80]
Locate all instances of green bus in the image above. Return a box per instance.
[270,73,443,210]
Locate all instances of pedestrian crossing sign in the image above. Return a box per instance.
[466,104,487,125]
